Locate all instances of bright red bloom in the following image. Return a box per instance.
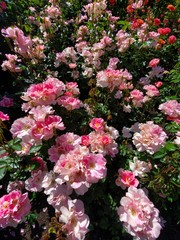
[168,35,177,44]
[153,18,161,26]
[167,4,176,11]
[158,27,171,35]
[130,18,144,30]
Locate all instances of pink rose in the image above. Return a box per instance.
[118,187,162,239]
[148,58,160,68]
[0,96,14,108]
[89,118,104,131]
[0,111,9,121]
[0,190,31,228]
[115,168,139,189]
[59,199,89,240]
[133,121,167,154]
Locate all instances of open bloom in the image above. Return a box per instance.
[118,186,162,239]
[96,68,132,92]
[129,157,152,177]
[0,190,31,228]
[21,77,65,108]
[59,199,89,240]
[159,100,180,124]
[115,168,139,189]
[1,54,22,72]
[89,118,104,131]
[133,121,167,154]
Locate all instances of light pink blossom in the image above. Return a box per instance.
[96,69,132,92]
[159,100,180,124]
[118,186,162,239]
[7,181,24,193]
[1,26,22,39]
[130,89,144,107]
[47,184,72,211]
[82,153,107,183]
[45,5,61,18]
[132,0,144,9]
[1,54,22,72]
[53,144,107,195]
[88,130,118,157]
[2,26,33,57]
[116,30,135,52]
[84,0,107,19]
[48,133,81,162]
[29,105,54,121]
[66,82,80,96]
[143,85,160,97]
[55,47,77,67]
[25,170,47,192]
[57,96,81,111]
[59,199,89,240]
[107,58,119,70]
[31,115,65,140]
[129,157,152,177]
[133,121,167,154]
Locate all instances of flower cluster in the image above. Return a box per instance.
[96,69,133,92]
[10,105,65,154]
[0,0,179,239]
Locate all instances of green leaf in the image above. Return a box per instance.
[0,167,7,180]
[29,145,42,154]
[165,142,177,152]
[154,150,166,159]
[8,138,22,151]
[0,148,6,156]
[0,161,7,180]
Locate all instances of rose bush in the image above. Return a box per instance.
[0,0,179,239]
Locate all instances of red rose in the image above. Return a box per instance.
[168,35,177,44]
[153,18,161,26]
